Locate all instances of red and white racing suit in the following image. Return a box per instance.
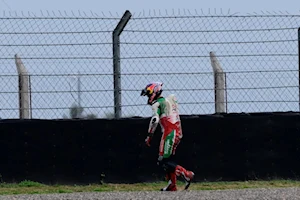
[148,94,183,159]
[145,94,194,191]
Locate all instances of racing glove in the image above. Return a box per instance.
[145,133,153,147]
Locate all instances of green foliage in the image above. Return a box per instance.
[18,180,43,187]
[63,103,98,119]
[70,104,84,118]
[86,114,97,119]
[57,189,72,193]
[104,112,114,119]
[0,180,300,195]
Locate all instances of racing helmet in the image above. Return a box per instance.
[140,82,163,105]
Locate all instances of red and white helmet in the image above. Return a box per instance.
[140,82,163,105]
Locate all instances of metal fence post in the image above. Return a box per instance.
[113,10,132,119]
[15,54,31,119]
[209,51,227,113]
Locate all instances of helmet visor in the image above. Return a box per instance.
[140,88,151,97]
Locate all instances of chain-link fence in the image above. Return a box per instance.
[0,11,299,119]
[122,14,300,117]
[0,13,120,119]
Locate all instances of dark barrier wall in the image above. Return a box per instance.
[0,112,300,184]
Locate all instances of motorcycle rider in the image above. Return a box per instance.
[141,82,194,191]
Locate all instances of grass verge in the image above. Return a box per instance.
[0,179,300,195]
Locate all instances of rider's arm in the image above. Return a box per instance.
[148,101,160,135]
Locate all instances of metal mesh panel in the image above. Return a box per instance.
[0,14,119,119]
[121,14,300,116]
[0,12,299,119]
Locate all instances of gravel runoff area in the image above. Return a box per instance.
[2,188,300,200]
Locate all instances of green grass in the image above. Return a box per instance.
[0,180,300,195]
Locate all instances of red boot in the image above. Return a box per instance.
[175,165,195,190]
[161,172,177,191]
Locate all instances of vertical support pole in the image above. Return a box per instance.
[29,75,32,118]
[112,10,132,119]
[298,28,300,111]
[15,54,31,119]
[225,72,228,112]
[209,51,226,113]
[76,71,82,118]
